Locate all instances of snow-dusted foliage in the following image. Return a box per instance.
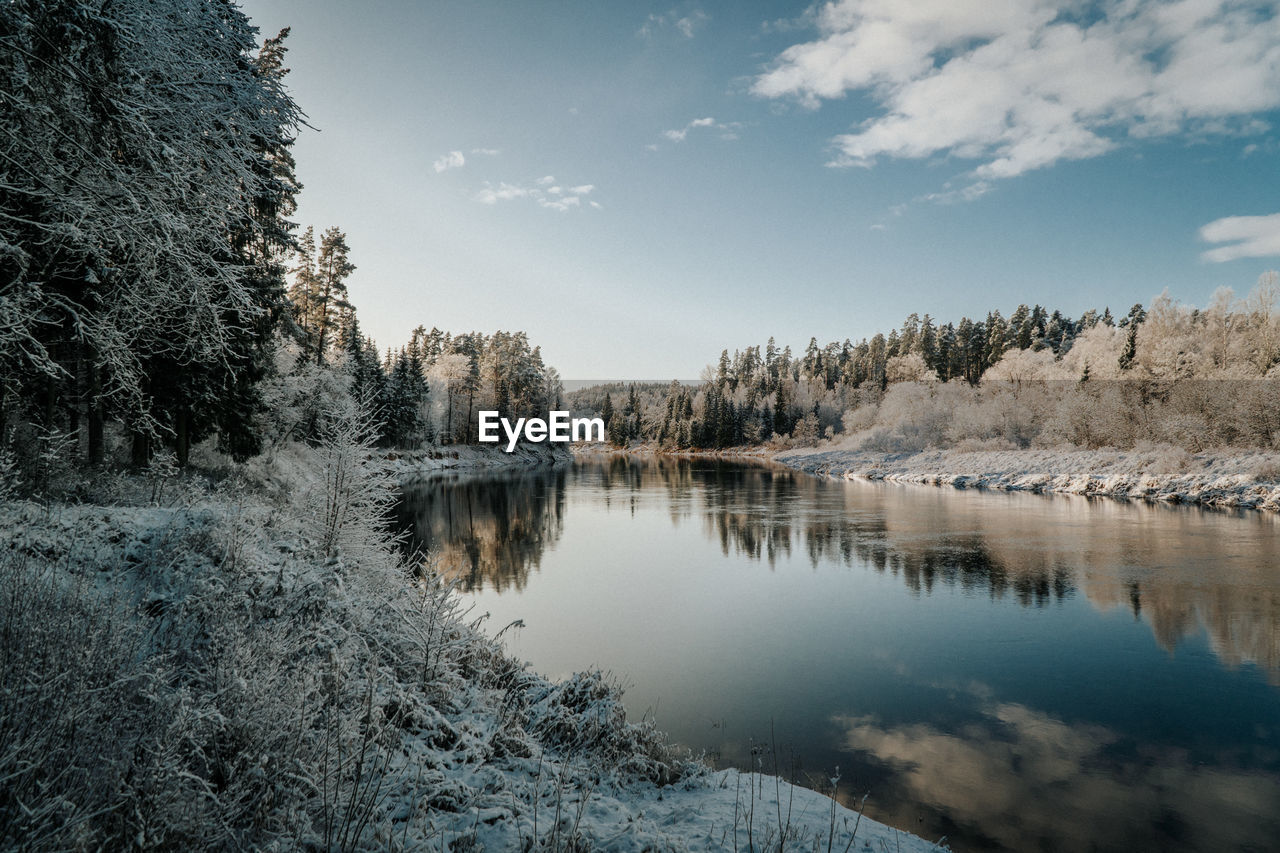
[780,445,1280,512]
[0,442,702,851]
[308,401,399,560]
[1,0,300,455]
[573,274,1280,456]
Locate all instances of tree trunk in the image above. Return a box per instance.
[131,430,150,468]
[174,407,190,467]
[43,378,58,431]
[69,342,82,441]
[86,360,104,464]
[88,407,104,465]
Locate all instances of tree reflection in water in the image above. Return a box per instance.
[395,456,1280,852]
[398,456,1279,681]
[395,467,567,592]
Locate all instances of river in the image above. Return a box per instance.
[394,455,1280,852]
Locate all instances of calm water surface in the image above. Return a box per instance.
[395,456,1280,853]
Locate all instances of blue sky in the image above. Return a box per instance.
[241,0,1280,378]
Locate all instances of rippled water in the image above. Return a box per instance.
[395,456,1280,852]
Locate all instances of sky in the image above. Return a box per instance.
[240,0,1280,379]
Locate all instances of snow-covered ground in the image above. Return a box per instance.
[776,445,1280,511]
[0,443,945,852]
[388,442,571,484]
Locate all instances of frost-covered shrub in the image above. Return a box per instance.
[1130,441,1194,475]
[884,352,937,383]
[790,411,822,446]
[1153,413,1213,452]
[854,382,952,452]
[258,340,357,448]
[952,436,1019,452]
[5,423,81,500]
[526,671,690,785]
[0,443,19,500]
[840,402,879,436]
[308,403,399,560]
[1250,459,1280,482]
[0,555,221,849]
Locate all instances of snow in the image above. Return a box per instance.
[776,445,1280,511]
[421,768,945,852]
[0,441,945,851]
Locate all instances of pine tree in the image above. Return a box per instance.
[1009,304,1031,349]
[919,316,938,372]
[986,311,1008,368]
[1119,323,1138,371]
[601,394,617,445]
[312,228,356,365]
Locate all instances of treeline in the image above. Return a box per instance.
[0,1,561,481]
[580,276,1280,452]
[282,222,564,449]
[333,320,564,449]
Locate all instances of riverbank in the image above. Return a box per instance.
[775,445,1280,511]
[0,441,945,852]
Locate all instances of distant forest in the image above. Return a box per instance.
[570,279,1280,453]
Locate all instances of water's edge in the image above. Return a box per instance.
[570,444,1280,512]
[390,445,948,850]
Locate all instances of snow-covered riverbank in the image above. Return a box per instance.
[776,445,1280,511]
[0,443,945,851]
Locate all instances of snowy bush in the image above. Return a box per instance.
[308,403,399,560]
[0,432,698,851]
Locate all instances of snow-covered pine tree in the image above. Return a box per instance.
[1,0,302,464]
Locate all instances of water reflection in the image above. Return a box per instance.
[398,457,1280,678]
[395,456,1280,852]
[394,467,566,592]
[833,693,1280,852]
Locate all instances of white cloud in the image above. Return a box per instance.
[540,195,581,212]
[469,147,501,157]
[474,177,601,213]
[640,8,709,39]
[833,698,1280,852]
[474,182,530,204]
[675,10,710,38]
[1200,212,1280,262]
[432,150,466,173]
[753,0,1280,186]
[660,117,741,144]
[919,180,994,205]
